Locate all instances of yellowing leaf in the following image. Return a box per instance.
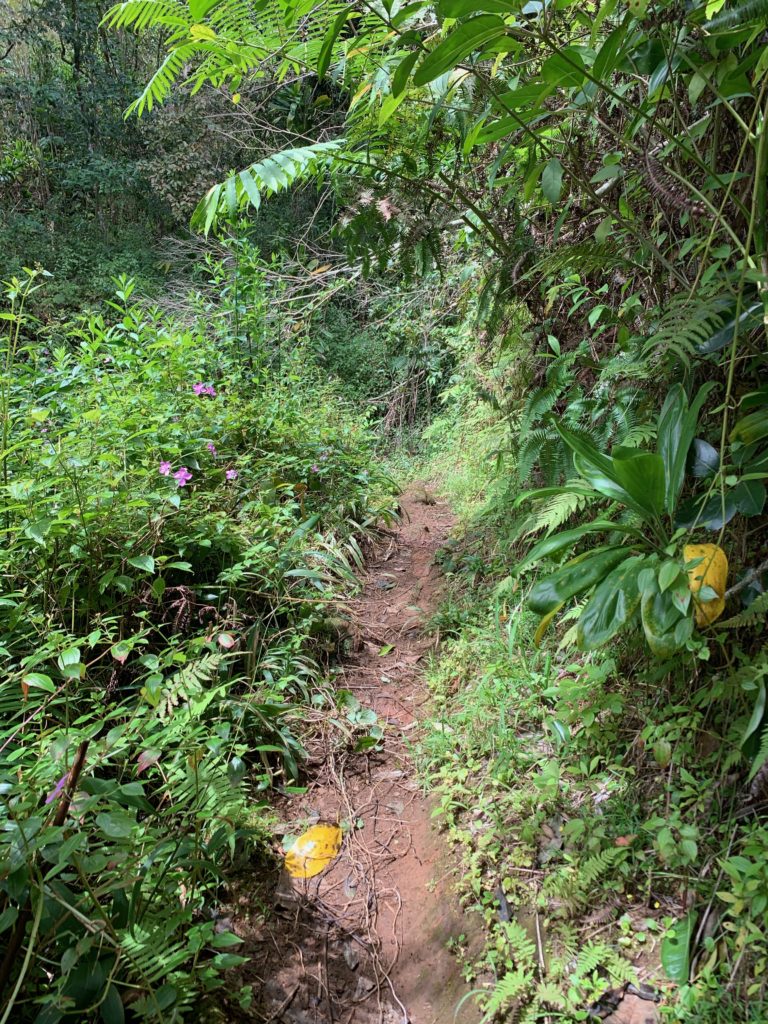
[190,23,217,40]
[684,543,728,626]
[534,606,561,646]
[284,823,342,879]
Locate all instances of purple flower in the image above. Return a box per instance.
[207,442,217,456]
[205,385,217,397]
[311,465,320,473]
[193,382,206,396]
[174,466,193,487]
[159,461,172,476]
[45,773,68,805]
[226,468,238,481]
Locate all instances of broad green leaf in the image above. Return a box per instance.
[577,555,645,650]
[95,811,135,839]
[593,18,628,80]
[658,560,682,592]
[661,912,694,983]
[188,0,223,18]
[412,15,507,87]
[696,302,762,354]
[516,520,635,574]
[391,50,420,96]
[127,555,155,573]
[318,8,351,79]
[101,983,126,1024]
[641,588,685,658]
[379,91,406,125]
[541,158,564,203]
[541,48,586,89]
[23,672,55,693]
[560,423,665,518]
[657,383,714,514]
[731,408,768,445]
[733,479,766,517]
[528,547,628,615]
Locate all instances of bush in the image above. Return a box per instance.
[0,269,397,1020]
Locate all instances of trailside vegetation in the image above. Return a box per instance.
[1,0,767,1019]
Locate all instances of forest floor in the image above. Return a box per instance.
[224,485,484,1024]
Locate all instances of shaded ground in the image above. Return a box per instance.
[224,486,483,1024]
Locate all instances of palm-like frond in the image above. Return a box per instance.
[191,140,352,232]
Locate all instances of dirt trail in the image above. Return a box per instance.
[233,487,482,1024]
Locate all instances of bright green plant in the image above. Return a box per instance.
[0,270,397,1021]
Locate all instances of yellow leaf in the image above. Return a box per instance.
[190,23,217,40]
[284,823,342,879]
[232,92,241,104]
[684,543,728,626]
[534,606,561,646]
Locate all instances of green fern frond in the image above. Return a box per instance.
[521,489,595,536]
[535,981,568,1009]
[643,289,731,361]
[580,846,626,887]
[191,141,352,233]
[719,591,768,628]
[707,0,768,30]
[102,0,188,32]
[481,968,533,1021]
[525,241,635,281]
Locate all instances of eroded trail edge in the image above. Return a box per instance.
[235,487,481,1024]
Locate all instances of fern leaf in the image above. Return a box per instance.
[191,141,351,233]
[707,0,768,30]
[719,590,768,628]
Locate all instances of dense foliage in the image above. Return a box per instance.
[2,0,768,1019]
[0,264,396,1020]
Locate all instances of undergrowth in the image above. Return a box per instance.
[416,373,768,1022]
[0,264,397,1021]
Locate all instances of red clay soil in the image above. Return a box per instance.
[225,486,483,1024]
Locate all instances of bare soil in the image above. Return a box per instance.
[224,487,483,1024]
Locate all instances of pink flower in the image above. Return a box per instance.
[45,773,68,805]
[193,382,206,396]
[205,385,217,397]
[174,466,193,487]
[207,442,217,456]
[159,461,172,476]
[226,468,238,481]
[311,465,320,473]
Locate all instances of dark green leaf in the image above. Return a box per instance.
[528,547,628,615]
[413,15,507,86]
[317,8,351,79]
[733,479,766,517]
[391,50,421,96]
[657,383,714,514]
[697,301,762,354]
[541,48,586,88]
[577,555,645,650]
[127,555,155,573]
[100,984,125,1024]
[516,520,633,573]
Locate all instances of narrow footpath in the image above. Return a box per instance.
[233,486,482,1024]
